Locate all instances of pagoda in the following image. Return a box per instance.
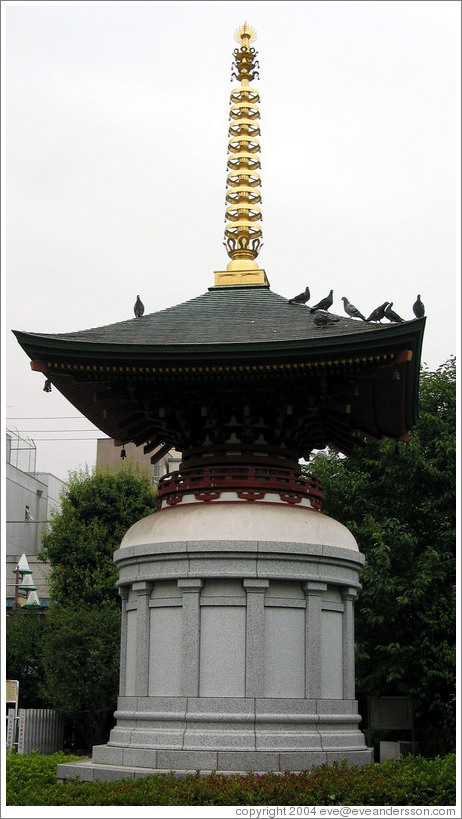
[15,23,424,780]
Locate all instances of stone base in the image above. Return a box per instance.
[57,696,373,782]
[57,748,373,783]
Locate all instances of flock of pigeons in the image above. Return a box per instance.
[133,290,426,327]
[287,287,425,327]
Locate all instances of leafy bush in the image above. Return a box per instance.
[6,752,456,806]
[41,605,121,749]
[6,608,50,708]
[40,464,157,608]
[6,751,83,806]
[310,359,456,757]
[6,604,121,750]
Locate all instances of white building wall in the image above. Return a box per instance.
[36,473,66,517]
[5,463,48,556]
[5,431,67,604]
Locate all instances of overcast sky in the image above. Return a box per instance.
[3,0,460,483]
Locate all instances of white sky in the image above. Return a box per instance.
[2,0,461,483]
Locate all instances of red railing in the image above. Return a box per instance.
[157,463,324,511]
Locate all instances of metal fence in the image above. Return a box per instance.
[7,708,64,754]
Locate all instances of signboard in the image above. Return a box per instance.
[368,696,413,730]
[6,679,19,708]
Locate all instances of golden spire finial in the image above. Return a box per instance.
[215,23,269,286]
[234,21,257,45]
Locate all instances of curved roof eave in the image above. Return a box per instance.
[13,286,425,363]
[13,318,426,363]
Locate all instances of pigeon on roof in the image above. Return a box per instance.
[313,311,340,327]
[341,297,366,321]
[310,290,334,313]
[384,303,404,323]
[288,286,310,305]
[366,302,388,322]
[134,295,145,318]
[413,294,425,318]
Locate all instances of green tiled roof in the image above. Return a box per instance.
[13,285,426,456]
[14,285,424,357]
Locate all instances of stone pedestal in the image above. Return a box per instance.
[57,498,373,782]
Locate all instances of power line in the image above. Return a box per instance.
[12,429,103,433]
[21,437,107,441]
[6,415,89,420]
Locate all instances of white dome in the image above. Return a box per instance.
[120,500,358,552]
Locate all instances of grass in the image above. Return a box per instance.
[5,750,456,806]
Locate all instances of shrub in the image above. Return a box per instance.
[6,752,456,806]
[41,605,121,749]
[6,607,50,708]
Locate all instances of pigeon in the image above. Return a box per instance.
[313,311,340,328]
[384,302,404,323]
[288,286,310,305]
[310,289,334,312]
[366,302,388,322]
[413,294,425,318]
[134,295,145,318]
[341,296,366,321]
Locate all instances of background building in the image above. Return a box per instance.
[96,439,182,484]
[5,429,67,609]
[5,430,179,610]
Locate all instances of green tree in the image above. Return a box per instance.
[310,357,456,756]
[6,608,50,708]
[35,464,157,748]
[41,605,121,749]
[40,464,157,608]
